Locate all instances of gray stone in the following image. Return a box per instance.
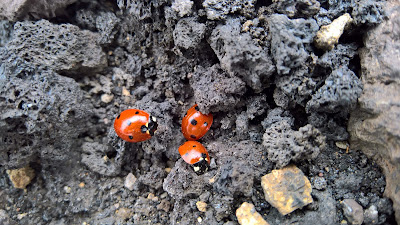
[209,18,274,93]
[342,199,364,225]
[364,205,379,225]
[0,0,77,21]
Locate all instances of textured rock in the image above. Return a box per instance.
[262,119,326,168]
[364,205,379,225]
[81,142,122,176]
[4,20,106,76]
[261,165,313,215]
[171,0,193,17]
[314,13,353,51]
[274,0,320,18]
[0,59,91,168]
[6,166,35,189]
[202,0,256,20]
[236,202,269,225]
[342,199,364,225]
[269,14,319,75]
[209,18,275,92]
[173,17,206,49]
[190,64,246,114]
[0,0,77,21]
[306,67,363,114]
[348,1,400,223]
[196,201,207,212]
[124,173,137,191]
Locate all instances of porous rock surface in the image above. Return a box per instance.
[0,0,397,224]
[209,18,275,93]
[0,0,77,21]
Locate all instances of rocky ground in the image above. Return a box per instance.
[0,0,399,224]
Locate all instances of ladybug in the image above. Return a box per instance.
[114,109,158,142]
[179,141,211,175]
[181,104,213,141]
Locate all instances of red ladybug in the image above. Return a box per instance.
[114,109,158,142]
[178,141,211,174]
[181,104,213,141]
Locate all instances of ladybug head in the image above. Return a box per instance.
[192,153,210,175]
[148,116,158,136]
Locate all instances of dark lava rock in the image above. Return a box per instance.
[268,14,318,75]
[306,67,363,114]
[262,115,326,168]
[274,0,321,18]
[209,18,275,93]
[0,59,91,168]
[0,0,395,224]
[190,64,246,114]
[4,20,107,76]
[0,0,77,21]
[173,17,206,50]
[202,0,256,20]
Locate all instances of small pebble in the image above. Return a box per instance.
[17,213,27,220]
[63,186,72,194]
[6,166,35,189]
[122,87,130,96]
[236,202,269,225]
[314,13,353,50]
[342,199,364,225]
[124,173,137,191]
[160,192,168,199]
[101,93,114,103]
[115,208,132,220]
[312,176,327,190]
[147,193,159,201]
[157,199,171,212]
[196,201,207,212]
[364,205,378,224]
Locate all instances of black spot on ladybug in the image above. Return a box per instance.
[191,119,198,126]
[128,122,132,126]
[140,125,147,133]
[190,135,196,139]
[193,145,196,148]
[203,122,208,126]
[129,135,133,139]
[135,111,139,114]
[117,115,120,119]
[195,106,199,111]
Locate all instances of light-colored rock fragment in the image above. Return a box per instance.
[124,173,137,191]
[236,202,269,225]
[342,199,364,225]
[196,201,207,212]
[6,166,35,189]
[314,13,353,50]
[101,93,114,103]
[171,0,193,17]
[364,205,378,225]
[115,207,132,220]
[261,165,313,215]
